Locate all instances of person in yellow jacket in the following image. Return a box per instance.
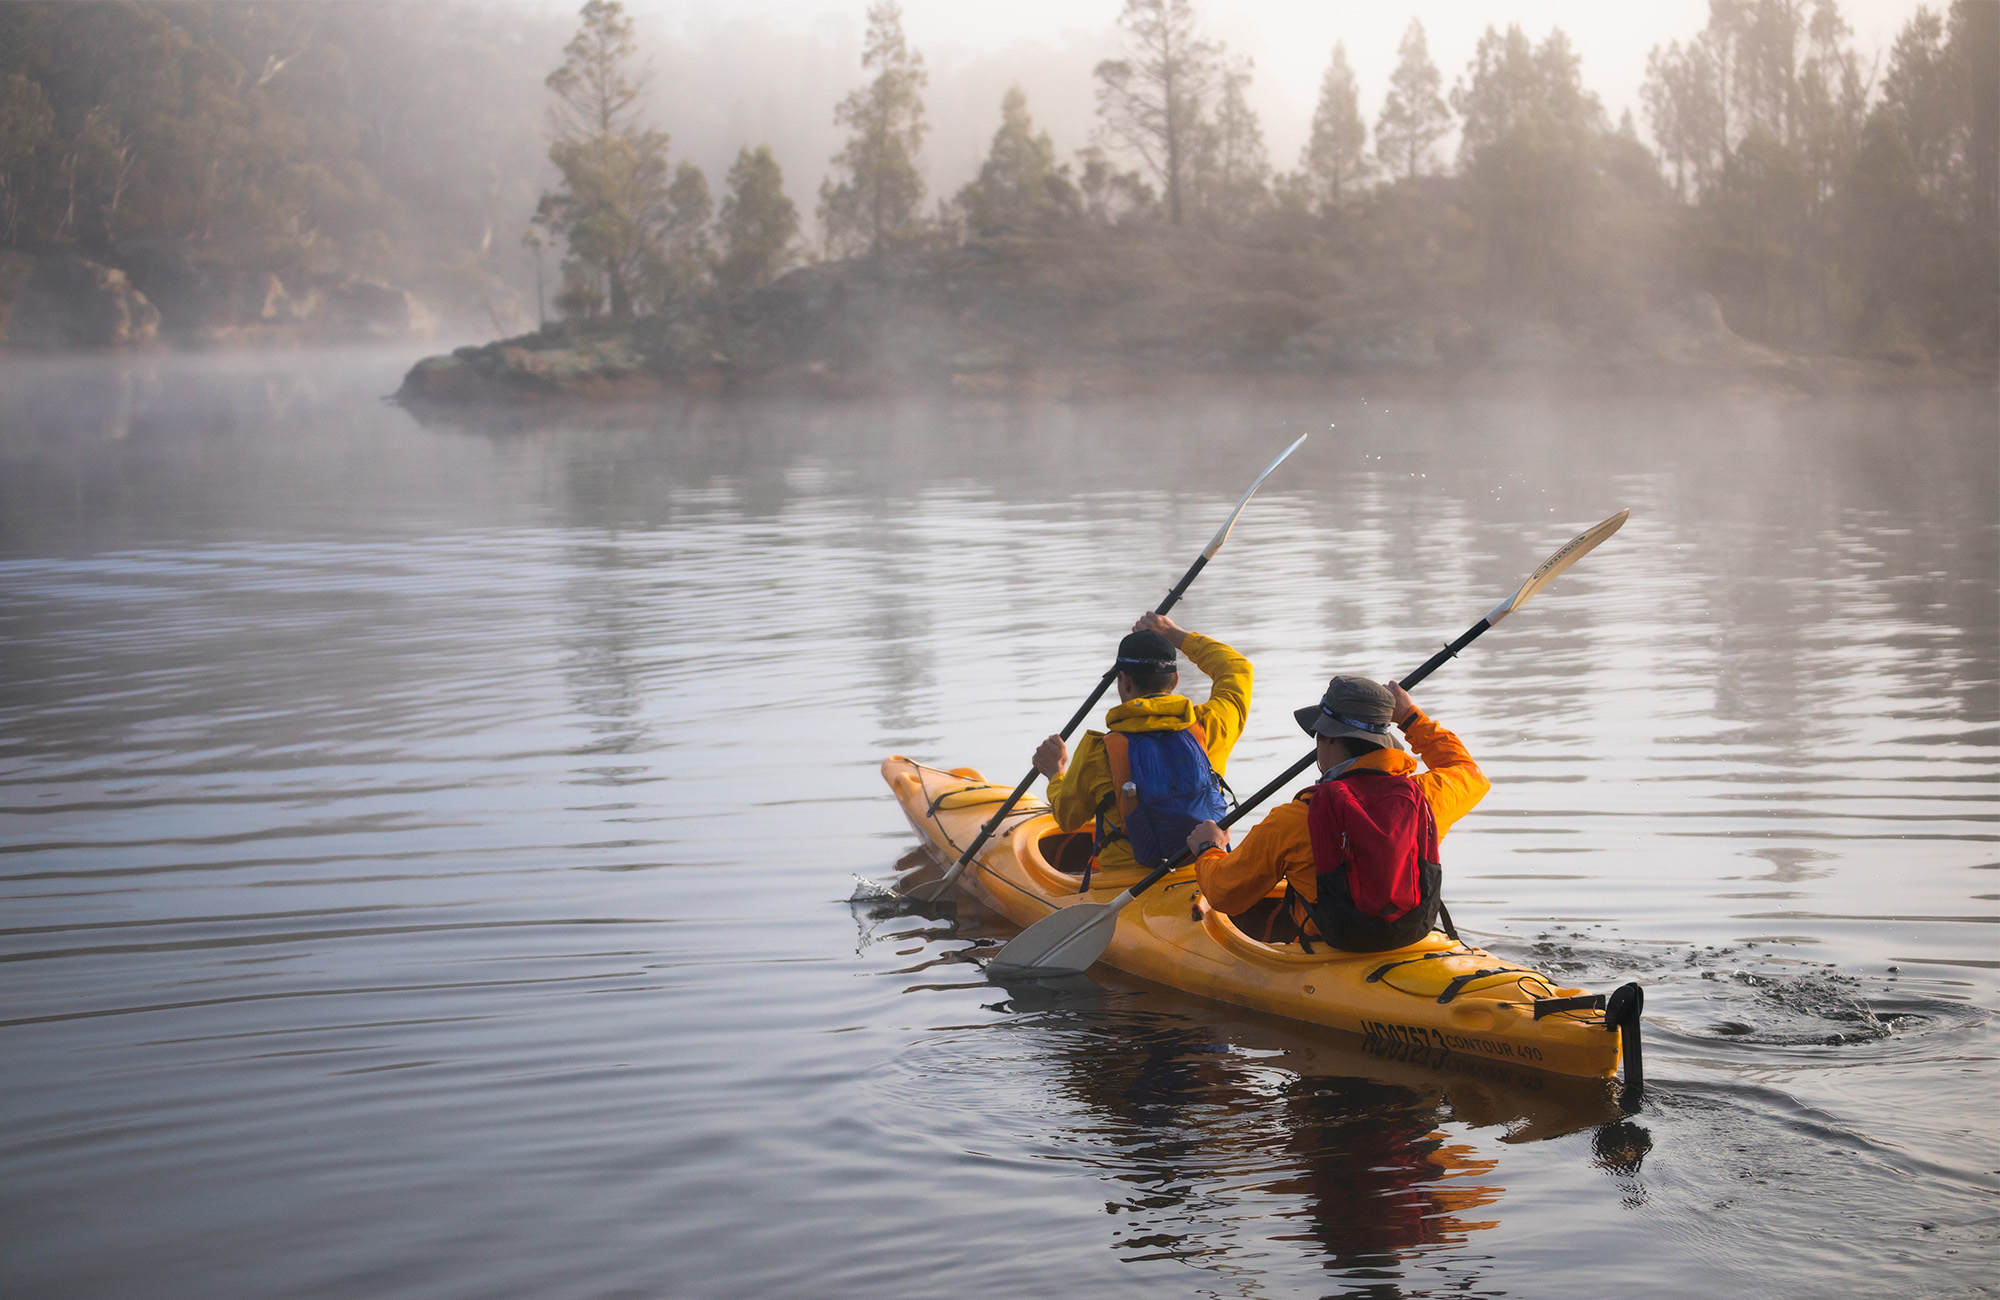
[1186,675,1488,949]
[1031,611,1252,876]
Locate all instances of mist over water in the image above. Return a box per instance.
[1,350,1995,1298]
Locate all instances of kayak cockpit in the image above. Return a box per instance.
[1195,891,1457,969]
[1022,827,1148,896]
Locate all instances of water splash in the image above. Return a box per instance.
[847,875,896,902]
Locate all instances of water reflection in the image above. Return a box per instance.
[992,964,1636,1286]
[1,349,1991,1300]
[866,872,1639,1288]
[394,387,1999,749]
[1741,846,1836,884]
[559,537,654,758]
[1276,1075,1504,1285]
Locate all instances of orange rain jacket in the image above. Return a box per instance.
[1194,706,1489,937]
[1046,633,1252,875]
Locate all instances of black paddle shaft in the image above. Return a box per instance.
[1400,618,1491,691]
[1111,613,1500,904]
[944,556,1214,871]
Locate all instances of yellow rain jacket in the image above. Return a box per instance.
[1046,633,1252,874]
[1194,706,1488,933]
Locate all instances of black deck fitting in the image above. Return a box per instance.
[1605,981,1645,1109]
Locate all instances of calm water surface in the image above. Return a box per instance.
[2,350,1995,1299]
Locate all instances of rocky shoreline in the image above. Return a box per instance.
[395,239,1990,406]
[4,238,1985,399]
[0,251,437,351]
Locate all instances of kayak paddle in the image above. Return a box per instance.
[990,508,1630,975]
[904,431,1309,904]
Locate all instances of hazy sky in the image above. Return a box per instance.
[638,0,1932,184]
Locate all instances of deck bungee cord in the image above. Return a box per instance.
[907,765,1062,913]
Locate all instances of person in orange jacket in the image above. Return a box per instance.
[1032,611,1252,877]
[1186,675,1488,950]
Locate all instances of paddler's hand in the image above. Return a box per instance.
[1187,819,1230,858]
[1032,734,1068,779]
[1386,679,1417,727]
[1134,611,1189,649]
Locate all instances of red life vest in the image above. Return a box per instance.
[1305,768,1438,920]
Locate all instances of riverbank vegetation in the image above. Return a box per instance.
[1,0,1992,387]
[0,1,566,344]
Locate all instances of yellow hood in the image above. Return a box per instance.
[1042,632,1253,876]
[1106,694,1197,732]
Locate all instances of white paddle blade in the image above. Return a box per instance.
[1485,509,1629,625]
[990,894,1129,973]
[1201,432,1308,559]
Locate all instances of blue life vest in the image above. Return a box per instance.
[1099,723,1229,869]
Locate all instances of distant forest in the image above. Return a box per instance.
[0,0,1994,361]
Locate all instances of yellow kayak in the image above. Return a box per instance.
[883,755,1640,1083]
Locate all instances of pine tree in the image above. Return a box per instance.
[1880,8,1960,202]
[818,2,928,259]
[0,73,54,247]
[1375,19,1450,181]
[1198,57,1268,221]
[536,0,675,320]
[958,86,1077,237]
[653,161,712,306]
[1642,37,1727,199]
[1094,0,1222,225]
[716,144,799,293]
[1303,43,1371,207]
[1450,25,1607,296]
[1951,0,1999,233]
[1075,145,1157,225]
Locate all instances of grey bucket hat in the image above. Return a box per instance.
[1293,675,1408,751]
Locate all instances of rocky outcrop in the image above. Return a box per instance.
[118,249,436,344]
[0,248,437,348]
[400,328,675,401]
[319,277,437,342]
[1627,292,1786,369]
[396,239,1989,404]
[0,254,160,349]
